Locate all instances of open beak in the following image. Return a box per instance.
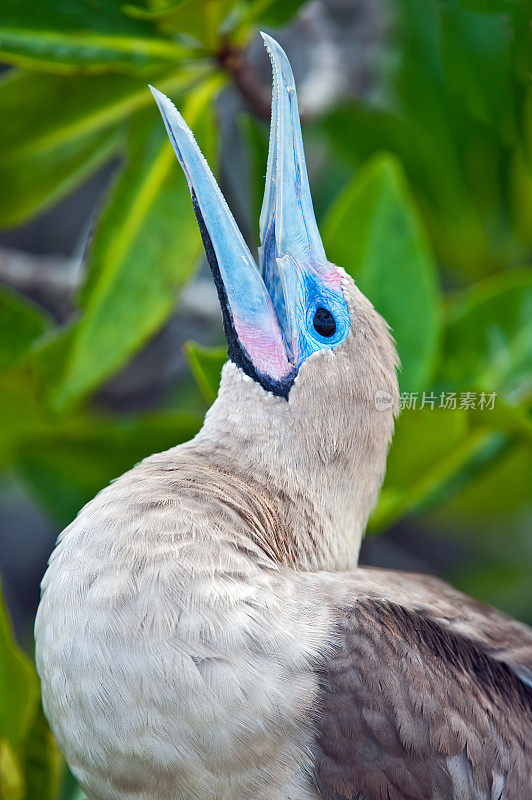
[259,33,338,366]
[150,34,344,398]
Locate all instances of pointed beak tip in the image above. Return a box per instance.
[148,84,162,101]
[149,85,171,116]
[259,34,295,95]
[259,27,329,283]
[149,86,189,135]
[260,31,284,52]
[260,31,285,62]
[260,31,273,47]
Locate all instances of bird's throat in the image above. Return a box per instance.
[190,363,373,572]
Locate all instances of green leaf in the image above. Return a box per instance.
[469,395,532,444]
[0,582,39,750]
[18,410,203,526]
[321,0,531,276]
[138,0,234,46]
[370,385,531,532]
[183,341,226,403]
[0,286,51,370]
[59,768,86,800]
[322,154,441,392]
[0,367,47,471]
[321,106,414,177]
[370,407,492,531]
[0,72,117,229]
[22,702,62,800]
[239,0,308,27]
[452,559,532,625]
[239,113,269,249]
[439,268,532,401]
[0,67,202,228]
[49,74,225,410]
[429,442,532,622]
[0,739,24,800]
[65,790,87,800]
[441,440,532,519]
[454,0,528,13]
[121,1,188,22]
[439,2,515,133]
[0,0,189,73]
[385,408,469,491]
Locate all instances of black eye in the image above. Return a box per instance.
[313,307,336,337]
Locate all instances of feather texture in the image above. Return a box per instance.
[313,588,532,800]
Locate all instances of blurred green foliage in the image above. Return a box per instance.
[323,0,532,277]
[0,0,531,796]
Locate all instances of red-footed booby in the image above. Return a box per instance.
[35,34,531,800]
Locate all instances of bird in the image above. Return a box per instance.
[35,33,531,800]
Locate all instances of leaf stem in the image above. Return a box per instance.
[216,40,271,120]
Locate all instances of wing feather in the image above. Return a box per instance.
[336,568,532,678]
[313,589,532,800]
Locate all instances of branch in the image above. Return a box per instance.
[216,42,272,121]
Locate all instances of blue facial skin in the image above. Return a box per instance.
[298,272,350,364]
[263,249,351,369]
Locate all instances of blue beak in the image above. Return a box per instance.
[150,34,349,398]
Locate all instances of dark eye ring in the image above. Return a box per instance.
[313,307,336,338]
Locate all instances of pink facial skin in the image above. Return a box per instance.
[233,314,293,382]
[316,262,343,291]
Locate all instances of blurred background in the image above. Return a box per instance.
[0,0,531,796]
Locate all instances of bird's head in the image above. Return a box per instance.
[151,34,399,567]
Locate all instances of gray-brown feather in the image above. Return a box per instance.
[313,592,532,800]
[326,567,532,680]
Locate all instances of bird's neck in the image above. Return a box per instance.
[189,363,387,572]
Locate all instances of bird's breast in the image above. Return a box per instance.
[35,453,329,800]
